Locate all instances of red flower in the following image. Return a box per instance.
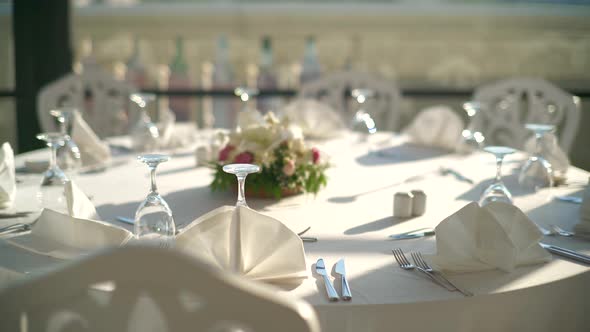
[218,145,235,161]
[311,147,320,164]
[234,151,254,164]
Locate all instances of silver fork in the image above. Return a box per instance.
[391,248,448,290]
[550,225,590,240]
[411,252,473,297]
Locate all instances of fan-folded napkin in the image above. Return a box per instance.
[176,205,307,285]
[403,106,463,151]
[71,111,112,167]
[65,180,100,220]
[5,209,132,260]
[574,178,590,234]
[5,181,130,259]
[280,99,346,139]
[430,202,551,273]
[0,142,16,209]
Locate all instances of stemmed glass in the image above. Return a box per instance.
[458,101,486,153]
[129,93,159,152]
[134,154,175,248]
[479,146,516,206]
[222,163,260,207]
[519,124,554,192]
[36,133,70,212]
[350,88,377,136]
[50,107,82,173]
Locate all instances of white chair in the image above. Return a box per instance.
[38,68,137,138]
[470,78,581,153]
[0,246,321,332]
[298,71,403,131]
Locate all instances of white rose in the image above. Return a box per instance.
[237,109,264,129]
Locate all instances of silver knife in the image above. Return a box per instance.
[315,259,339,301]
[540,243,590,265]
[389,228,435,240]
[554,196,583,204]
[335,258,352,301]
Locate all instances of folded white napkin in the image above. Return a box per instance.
[574,178,590,234]
[71,111,112,168]
[5,209,133,259]
[431,202,551,273]
[279,99,346,139]
[524,132,569,175]
[403,106,464,151]
[0,142,16,209]
[65,180,100,220]
[176,205,307,285]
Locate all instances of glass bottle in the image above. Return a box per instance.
[168,36,192,122]
[212,35,236,128]
[257,36,278,113]
[125,36,148,88]
[300,36,321,85]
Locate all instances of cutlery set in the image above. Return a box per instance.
[392,248,473,297]
[316,258,351,301]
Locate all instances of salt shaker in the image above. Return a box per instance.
[410,190,427,216]
[394,192,414,218]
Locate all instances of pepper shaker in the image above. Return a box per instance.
[410,190,427,216]
[394,192,414,218]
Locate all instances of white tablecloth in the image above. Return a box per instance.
[1,131,589,332]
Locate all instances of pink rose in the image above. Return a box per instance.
[234,151,254,164]
[283,159,296,176]
[311,147,320,164]
[218,145,235,161]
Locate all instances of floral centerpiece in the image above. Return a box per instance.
[209,110,328,198]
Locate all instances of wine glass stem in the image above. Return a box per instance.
[495,155,504,183]
[236,174,247,207]
[150,166,159,194]
[534,132,543,156]
[50,142,59,170]
[59,120,67,135]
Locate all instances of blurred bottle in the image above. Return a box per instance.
[300,36,321,85]
[168,36,192,122]
[79,37,99,72]
[257,36,279,113]
[125,36,149,88]
[212,35,236,128]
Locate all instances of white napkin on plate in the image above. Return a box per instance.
[524,132,569,177]
[403,105,464,151]
[431,202,551,273]
[5,209,133,260]
[574,178,590,234]
[0,142,16,209]
[65,180,100,220]
[71,111,112,168]
[279,99,346,139]
[176,205,307,285]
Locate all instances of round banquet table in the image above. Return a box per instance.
[1,131,589,332]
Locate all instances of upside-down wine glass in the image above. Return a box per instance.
[130,93,159,152]
[519,124,554,192]
[458,101,486,153]
[223,163,260,207]
[50,107,82,173]
[479,146,516,206]
[134,154,175,248]
[36,132,70,212]
[350,88,377,136]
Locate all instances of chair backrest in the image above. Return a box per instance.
[0,246,321,332]
[471,78,580,153]
[298,71,403,131]
[38,69,137,138]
